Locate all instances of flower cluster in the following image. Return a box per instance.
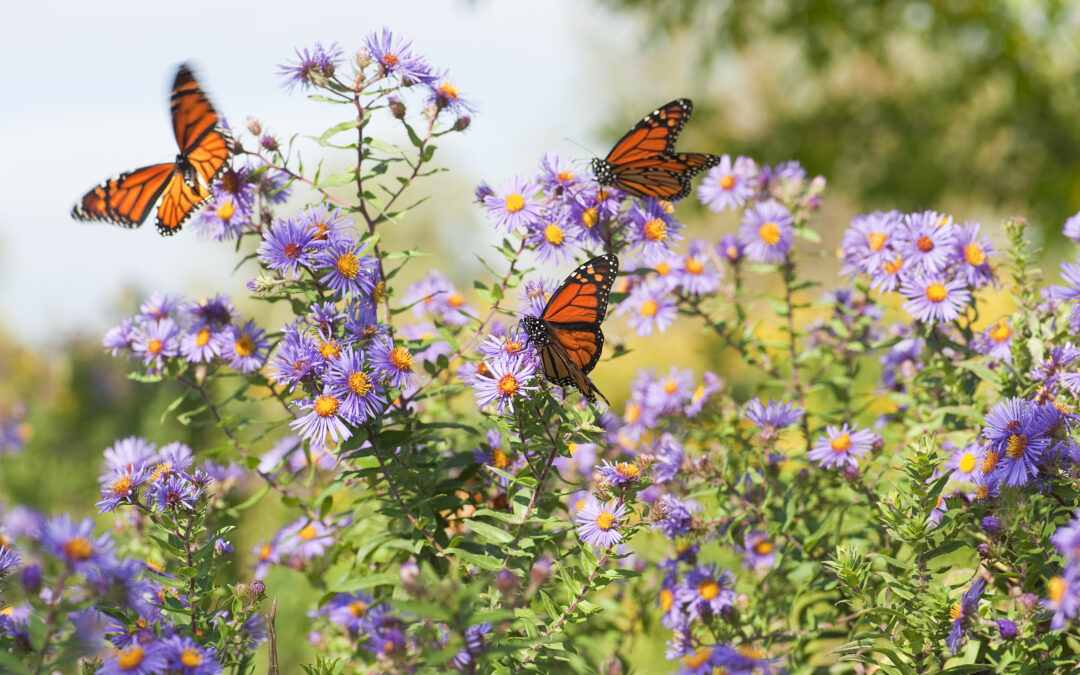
[95,437,212,513]
[193,163,292,242]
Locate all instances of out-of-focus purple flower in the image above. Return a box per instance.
[675,563,735,620]
[1065,212,1080,242]
[698,155,757,213]
[575,498,628,549]
[1051,511,1080,563]
[1047,564,1080,630]
[952,221,995,288]
[742,398,803,444]
[947,577,986,654]
[647,367,696,416]
[365,28,436,84]
[996,618,1018,640]
[738,531,776,572]
[972,319,1013,364]
[839,210,903,277]
[654,495,698,539]
[277,517,336,561]
[158,634,221,674]
[41,515,113,574]
[684,371,723,418]
[899,275,971,325]
[322,592,374,633]
[943,441,981,483]
[104,317,138,356]
[101,436,157,480]
[402,272,475,326]
[868,252,908,293]
[0,545,18,577]
[132,318,180,371]
[137,292,182,323]
[98,642,169,675]
[716,234,743,263]
[220,320,269,374]
[617,279,677,337]
[806,423,876,469]
[672,240,722,296]
[651,434,684,483]
[518,278,558,318]
[738,200,793,264]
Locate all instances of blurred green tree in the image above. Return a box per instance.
[601,0,1080,228]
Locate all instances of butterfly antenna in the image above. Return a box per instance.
[565,138,597,159]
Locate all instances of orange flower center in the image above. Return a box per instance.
[682,648,712,669]
[581,207,598,228]
[448,293,464,308]
[624,403,641,423]
[320,341,341,360]
[867,231,888,251]
[336,253,360,280]
[719,174,735,190]
[300,524,318,540]
[753,540,773,555]
[964,243,986,266]
[497,374,519,396]
[655,261,671,276]
[234,334,255,357]
[556,170,575,184]
[660,588,674,611]
[437,81,459,101]
[644,219,667,242]
[63,537,94,561]
[381,53,399,67]
[181,648,204,667]
[830,434,852,452]
[350,600,369,617]
[685,258,704,275]
[1050,576,1067,603]
[195,328,211,347]
[916,235,934,252]
[491,447,510,470]
[116,646,146,669]
[698,580,720,599]
[348,371,372,396]
[147,339,163,355]
[990,321,1011,343]
[110,476,134,496]
[758,222,781,245]
[883,256,904,274]
[981,450,1000,473]
[389,346,413,371]
[925,283,947,303]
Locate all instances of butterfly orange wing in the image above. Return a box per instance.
[71,163,177,227]
[155,172,212,236]
[604,100,693,164]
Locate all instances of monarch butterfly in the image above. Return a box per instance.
[71,64,232,236]
[521,254,619,405]
[590,99,720,202]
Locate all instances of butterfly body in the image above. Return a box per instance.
[591,99,720,202]
[521,254,619,405]
[71,64,231,236]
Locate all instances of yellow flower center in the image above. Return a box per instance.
[974,485,990,500]
[216,199,235,221]
[644,219,667,242]
[981,450,1000,473]
[867,231,888,252]
[685,258,704,275]
[624,402,641,423]
[581,207,598,228]
[990,321,1011,343]
[110,476,134,496]
[300,524,317,540]
[381,53,399,67]
[348,371,372,396]
[1006,434,1027,459]
[491,447,510,469]
[830,434,852,452]
[925,283,948,303]
[719,174,735,190]
[372,281,387,305]
[350,600,369,617]
[502,340,523,354]
[883,256,904,275]
[965,243,986,266]
[314,395,339,418]
[615,462,641,480]
[754,541,773,555]
[235,334,255,357]
[147,339,163,355]
[917,235,934,252]
[448,292,464,308]
[181,648,204,667]
[660,588,674,611]
[655,261,671,276]
[320,341,341,360]
[116,645,145,669]
[195,329,211,347]
[698,580,720,600]
[150,462,172,482]
[335,253,360,280]
[63,537,94,561]
[504,194,525,213]
[737,645,765,660]
[691,384,706,403]
[497,374,519,396]
[544,224,565,245]
[437,81,459,101]
[389,346,413,371]
[758,222,781,245]
[1050,575,1067,603]
[682,648,712,669]
[144,558,164,573]
[959,453,977,473]
[640,299,658,317]
[595,512,616,530]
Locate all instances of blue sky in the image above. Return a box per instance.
[0,1,692,344]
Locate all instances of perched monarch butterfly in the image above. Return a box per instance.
[71,64,232,236]
[591,99,720,202]
[521,254,619,405]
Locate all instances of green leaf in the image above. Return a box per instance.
[465,519,514,544]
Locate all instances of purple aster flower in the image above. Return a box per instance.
[364,28,436,84]
[192,190,246,241]
[137,292,182,322]
[675,563,735,620]
[1030,343,1080,387]
[952,221,995,288]
[148,441,194,482]
[595,459,643,487]
[96,466,149,513]
[314,239,378,300]
[0,545,18,577]
[323,592,374,633]
[684,371,723,417]
[290,390,353,446]
[98,642,170,675]
[478,329,533,366]
[104,317,138,355]
[214,538,234,556]
[267,322,321,391]
[839,210,902,277]
[277,517,336,561]
[1065,212,1080,242]
[524,210,582,264]
[554,440,597,478]
[471,354,538,413]
[324,347,386,424]
[738,531,776,572]
[972,319,1013,364]
[899,275,971,325]
[898,210,957,273]
[101,436,157,479]
[537,152,584,196]
[518,278,558,318]
[943,441,981,483]
[868,252,909,292]
[41,514,112,574]
[575,498,628,549]
[1051,511,1080,563]
[971,470,1001,502]
[807,423,876,469]
[149,475,201,511]
[672,240,722,296]
[158,635,221,674]
[626,198,684,264]
[617,279,677,336]
[426,73,474,116]
[651,434,684,482]
[402,272,475,326]
[654,495,699,539]
[278,43,344,91]
[369,339,419,389]
[647,367,696,415]
[473,430,517,487]
[738,199,794,264]
[742,398,803,445]
[947,577,987,654]
[483,175,542,233]
[298,204,354,250]
[220,320,269,373]
[179,323,223,363]
[360,605,409,656]
[258,217,315,278]
[981,398,1057,487]
[131,318,180,371]
[1047,564,1080,630]
[698,155,757,213]
[716,234,743,263]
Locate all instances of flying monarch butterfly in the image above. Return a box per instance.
[71,64,232,236]
[520,254,619,405]
[590,99,720,202]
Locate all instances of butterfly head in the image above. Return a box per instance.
[520,316,548,346]
[590,158,613,186]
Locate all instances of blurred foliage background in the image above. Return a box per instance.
[4,0,1080,670]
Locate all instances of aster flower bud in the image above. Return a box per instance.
[977,542,992,558]
[1018,592,1038,612]
[870,434,885,452]
[996,618,1018,640]
[355,46,373,68]
[528,557,551,591]
[250,579,266,599]
[841,463,859,482]
[423,102,439,122]
[495,568,518,595]
[234,582,250,599]
[400,559,421,595]
[388,97,406,119]
[260,134,280,153]
[20,563,41,593]
[214,538,234,556]
[245,117,262,136]
[453,115,471,132]
[981,515,1003,535]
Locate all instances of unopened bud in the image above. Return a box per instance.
[495,568,518,595]
[250,579,266,598]
[245,117,262,136]
[388,97,406,119]
[453,115,471,132]
[400,559,421,595]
